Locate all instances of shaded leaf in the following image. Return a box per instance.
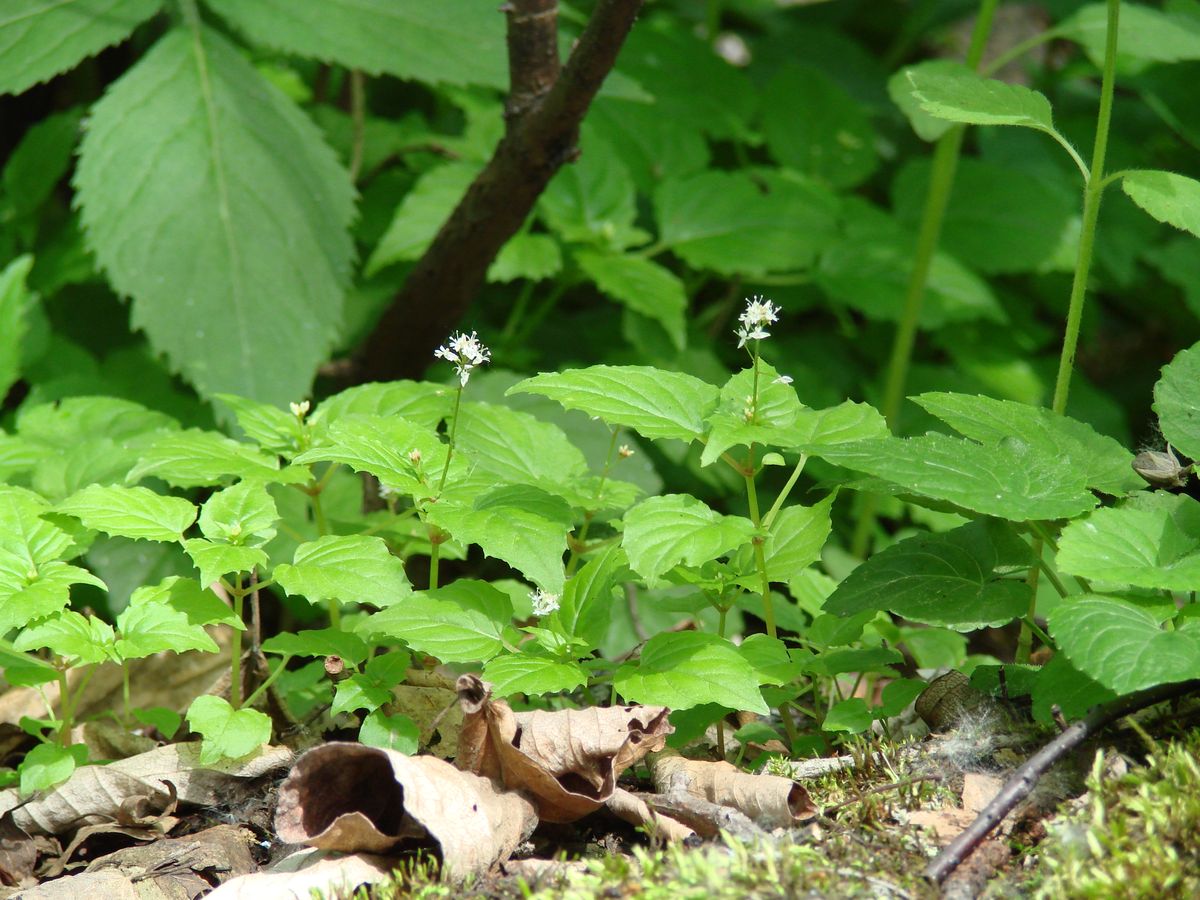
[614,631,768,714]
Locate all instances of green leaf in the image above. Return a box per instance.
[17,396,176,448]
[1030,654,1115,726]
[56,484,197,542]
[313,382,451,433]
[783,400,889,451]
[115,599,219,659]
[358,580,513,664]
[204,0,505,89]
[1049,595,1200,694]
[540,136,644,249]
[700,363,806,466]
[366,162,480,274]
[133,706,183,739]
[734,495,834,586]
[0,0,161,96]
[738,634,805,686]
[812,432,1096,521]
[655,170,838,276]
[889,60,963,141]
[508,365,720,442]
[425,484,572,594]
[331,674,393,717]
[558,545,626,651]
[294,415,449,499]
[614,631,768,714]
[823,698,872,733]
[805,646,903,677]
[1121,170,1200,238]
[0,485,78,564]
[913,392,1141,495]
[129,576,243,629]
[454,402,588,496]
[127,430,282,488]
[214,394,303,455]
[574,251,686,350]
[1057,491,1200,591]
[19,742,86,798]
[622,495,755,587]
[275,535,411,609]
[261,627,369,665]
[0,256,33,400]
[3,106,83,216]
[182,539,269,589]
[877,679,927,718]
[823,519,1033,630]
[74,24,354,405]
[15,610,115,664]
[1060,3,1200,66]
[186,695,272,765]
[0,556,105,634]
[198,481,279,545]
[482,653,588,697]
[487,233,563,284]
[1155,341,1200,461]
[359,710,419,754]
[763,63,877,189]
[907,66,1055,131]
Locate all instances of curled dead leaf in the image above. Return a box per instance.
[605,787,696,843]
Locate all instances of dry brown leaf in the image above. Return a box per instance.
[206,848,396,900]
[9,869,140,899]
[647,749,816,830]
[631,790,764,841]
[0,816,52,889]
[275,742,537,881]
[455,675,672,823]
[605,787,696,843]
[0,742,291,836]
[909,772,1009,845]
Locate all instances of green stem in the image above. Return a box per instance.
[348,69,366,183]
[56,669,73,746]
[501,279,536,341]
[1051,0,1120,417]
[1017,543,1042,665]
[744,461,776,639]
[122,666,131,727]
[231,576,245,706]
[241,654,294,710]
[437,386,464,495]
[311,491,328,536]
[763,454,807,530]
[428,538,440,591]
[1034,555,1070,599]
[566,428,620,577]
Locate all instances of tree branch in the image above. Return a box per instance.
[359,0,644,381]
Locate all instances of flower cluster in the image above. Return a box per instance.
[735,295,781,348]
[434,331,491,387]
[289,400,310,418]
[529,589,560,617]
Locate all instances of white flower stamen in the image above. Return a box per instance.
[434,331,491,387]
[529,589,560,617]
[735,295,780,348]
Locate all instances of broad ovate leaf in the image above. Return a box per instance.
[127,430,282,488]
[187,695,272,765]
[1154,341,1200,461]
[482,654,588,698]
[56,484,197,542]
[614,631,768,714]
[359,580,514,663]
[906,66,1055,131]
[1060,3,1200,66]
[275,534,411,608]
[198,480,279,545]
[115,599,219,659]
[1121,170,1200,239]
[74,24,354,405]
[622,494,755,587]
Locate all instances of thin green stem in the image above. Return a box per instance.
[763,454,807,530]
[231,575,245,705]
[122,666,131,727]
[1034,554,1071,599]
[566,427,620,576]
[437,386,464,495]
[744,463,777,639]
[1044,129,1091,182]
[1017,542,1042,665]
[310,491,329,536]
[241,654,294,710]
[500,279,536,341]
[56,670,72,745]
[1052,0,1120,417]
[1023,616,1054,650]
[428,537,441,591]
[348,69,366,183]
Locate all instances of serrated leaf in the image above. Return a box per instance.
[824,698,872,733]
[15,610,115,664]
[1060,3,1200,66]
[913,392,1141,495]
[558,545,626,651]
[0,486,77,564]
[182,539,269,589]
[313,382,452,433]
[366,162,480,274]
[214,394,303,455]
[889,60,964,141]
[115,599,218,659]
[1121,170,1200,238]
[541,135,644,249]
[198,481,278,545]
[0,256,32,400]
[275,534,411,609]
[425,484,572,594]
[622,494,755,587]
[358,580,513,663]
[655,170,839,276]
[824,519,1033,630]
[187,695,272,765]
[17,396,176,447]
[454,402,588,496]
[783,400,889,451]
[0,0,161,96]
[907,66,1055,130]
[56,484,196,542]
[614,631,768,714]
[1154,341,1200,461]
[700,363,806,466]
[204,0,505,89]
[738,634,804,685]
[331,674,393,717]
[574,251,686,350]
[487,233,562,283]
[0,555,105,633]
[127,430,282,488]
[1049,595,1200,694]
[294,415,448,499]
[359,710,419,754]
[508,365,719,442]
[812,433,1096,521]
[482,653,588,697]
[261,627,369,664]
[1057,491,1200,591]
[19,742,86,798]
[130,576,243,629]
[733,495,834,586]
[805,646,904,677]
[74,24,354,405]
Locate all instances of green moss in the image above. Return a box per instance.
[1033,731,1200,899]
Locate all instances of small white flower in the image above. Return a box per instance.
[434,330,491,387]
[735,296,780,348]
[617,444,635,459]
[529,589,560,616]
[408,448,422,466]
[289,400,310,418]
[773,375,793,385]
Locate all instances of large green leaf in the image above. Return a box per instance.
[508,365,719,442]
[0,555,106,634]
[482,653,588,698]
[622,494,755,587]
[0,486,78,565]
[614,631,768,714]
[540,136,644,249]
[359,580,513,663]
[733,495,834,586]
[14,609,115,664]
[56,485,197,542]
[187,695,272,765]
[558,545,626,651]
[198,481,278,545]
[214,394,303,456]
[203,0,506,88]
[700,363,806,466]
[129,576,243,629]
[115,599,218,659]
[1057,491,1200,591]
[0,256,33,400]
[913,392,1141,495]
[655,170,839,276]
[294,415,450,499]
[1154,341,1200,461]
[814,432,1097,521]
[0,0,161,95]
[313,382,452,433]
[74,24,354,405]
[453,402,588,498]
[574,251,686,350]
[366,162,480,275]
[1060,3,1200,66]
[1049,595,1200,694]
[126,430,283,489]
[275,535,411,609]
[1121,170,1200,239]
[889,60,963,141]
[182,539,269,589]
[425,484,572,594]
[782,400,889,451]
[824,519,1033,630]
[907,66,1055,131]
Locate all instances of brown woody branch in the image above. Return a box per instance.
[359,0,644,381]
